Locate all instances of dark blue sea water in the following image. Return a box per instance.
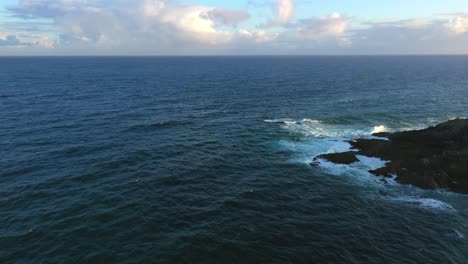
[1,56,468,263]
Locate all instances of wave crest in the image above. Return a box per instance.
[372,125,388,134]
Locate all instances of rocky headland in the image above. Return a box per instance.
[313,118,468,194]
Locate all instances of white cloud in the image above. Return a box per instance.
[297,12,349,37]
[338,37,352,47]
[286,12,352,47]
[3,0,468,55]
[0,31,55,48]
[239,29,277,43]
[276,0,294,24]
[7,0,246,48]
[140,2,233,45]
[403,19,430,29]
[446,14,468,35]
[33,36,55,48]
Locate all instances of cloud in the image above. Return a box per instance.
[239,29,277,43]
[139,1,232,44]
[201,8,250,27]
[7,0,97,18]
[276,0,294,24]
[0,34,22,46]
[297,13,349,37]
[3,0,468,55]
[33,36,55,48]
[0,32,54,48]
[445,13,468,35]
[344,17,468,54]
[338,37,352,47]
[285,12,352,47]
[7,0,249,48]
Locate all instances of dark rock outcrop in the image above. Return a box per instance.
[315,118,468,194]
[314,151,359,165]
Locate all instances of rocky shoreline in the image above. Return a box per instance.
[312,118,468,194]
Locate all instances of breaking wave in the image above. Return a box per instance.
[387,196,456,212]
[267,117,457,213]
[372,125,388,134]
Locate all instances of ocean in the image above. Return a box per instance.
[1,56,468,263]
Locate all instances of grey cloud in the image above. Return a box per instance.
[202,8,250,27]
[3,0,468,55]
[7,0,101,18]
[295,13,349,37]
[346,19,468,54]
[0,21,54,33]
[7,0,239,49]
[0,35,23,46]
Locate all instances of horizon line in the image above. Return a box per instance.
[1,54,468,58]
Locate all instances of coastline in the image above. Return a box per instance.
[313,118,468,194]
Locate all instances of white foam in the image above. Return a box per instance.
[288,123,367,138]
[270,117,459,214]
[372,125,388,134]
[280,139,351,165]
[317,160,357,174]
[453,230,465,239]
[266,119,321,128]
[274,118,389,169]
[389,196,455,212]
[266,117,380,138]
[301,118,321,125]
[264,119,296,124]
[311,159,395,189]
[337,98,354,103]
[284,120,297,125]
[356,155,388,170]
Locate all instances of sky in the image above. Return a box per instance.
[1,0,468,55]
